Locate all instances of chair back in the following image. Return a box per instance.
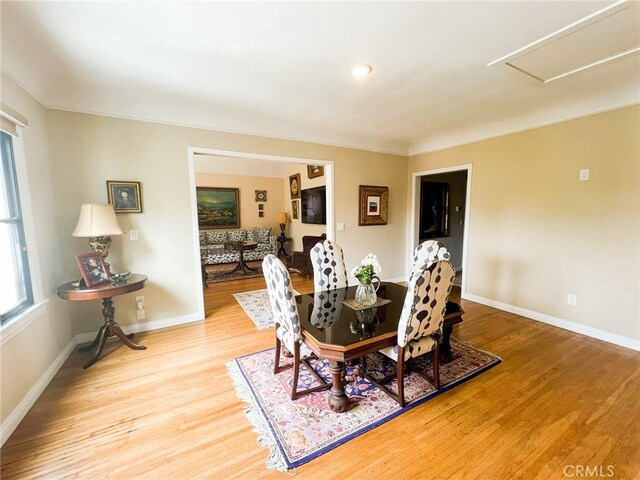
[397,260,455,348]
[302,234,326,254]
[310,239,348,291]
[409,240,451,280]
[310,287,346,328]
[262,254,301,352]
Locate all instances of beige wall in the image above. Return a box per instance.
[46,110,408,336]
[409,105,640,341]
[285,163,327,252]
[195,172,284,233]
[1,74,72,426]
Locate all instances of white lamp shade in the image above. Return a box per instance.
[72,204,124,237]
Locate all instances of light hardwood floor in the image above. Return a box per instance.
[2,273,639,479]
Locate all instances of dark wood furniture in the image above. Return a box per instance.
[296,283,463,412]
[222,241,258,274]
[285,233,326,277]
[57,274,148,369]
[276,236,292,257]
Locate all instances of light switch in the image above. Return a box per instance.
[579,169,590,181]
[337,223,345,231]
[130,229,139,240]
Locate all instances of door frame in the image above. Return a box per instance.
[187,146,335,318]
[408,164,472,296]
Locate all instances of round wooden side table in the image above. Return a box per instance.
[57,274,148,368]
[223,241,258,274]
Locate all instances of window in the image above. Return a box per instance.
[0,130,33,323]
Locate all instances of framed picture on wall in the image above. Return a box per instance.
[307,165,324,179]
[196,187,240,229]
[106,181,143,213]
[419,182,449,238]
[289,174,301,199]
[291,200,299,219]
[358,185,389,226]
[255,190,267,202]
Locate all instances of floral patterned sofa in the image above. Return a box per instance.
[199,228,277,265]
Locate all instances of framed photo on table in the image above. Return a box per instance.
[75,252,110,288]
[106,181,143,213]
[358,185,389,226]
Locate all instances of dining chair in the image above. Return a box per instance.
[367,260,456,407]
[262,254,332,400]
[310,239,348,291]
[409,240,451,280]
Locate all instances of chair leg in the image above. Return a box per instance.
[397,347,405,408]
[291,343,300,401]
[433,341,441,390]
[273,334,281,374]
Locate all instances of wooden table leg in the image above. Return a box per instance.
[440,325,454,363]
[328,361,349,412]
[81,297,146,369]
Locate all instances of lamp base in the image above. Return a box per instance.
[278,223,286,242]
[88,236,113,275]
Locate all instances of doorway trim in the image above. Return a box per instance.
[408,164,472,296]
[187,146,335,319]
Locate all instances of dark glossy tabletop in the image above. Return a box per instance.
[296,282,407,347]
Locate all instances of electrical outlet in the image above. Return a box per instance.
[129,229,139,240]
[136,309,146,320]
[567,294,577,306]
[135,295,145,309]
[579,169,590,181]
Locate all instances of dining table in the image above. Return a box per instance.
[295,282,464,412]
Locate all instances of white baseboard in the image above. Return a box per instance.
[1,337,76,446]
[2,311,204,446]
[74,312,203,344]
[463,293,640,352]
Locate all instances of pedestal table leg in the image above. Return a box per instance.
[328,361,349,412]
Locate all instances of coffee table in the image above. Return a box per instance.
[223,241,259,274]
[296,283,464,412]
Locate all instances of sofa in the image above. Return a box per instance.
[200,228,277,265]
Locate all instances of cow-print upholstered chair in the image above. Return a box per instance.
[409,240,451,281]
[262,254,331,400]
[371,260,456,407]
[310,240,348,292]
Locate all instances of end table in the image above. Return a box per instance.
[57,274,148,368]
[277,237,292,257]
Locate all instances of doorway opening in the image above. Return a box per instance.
[186,147,334,319]
[408,164,471,295]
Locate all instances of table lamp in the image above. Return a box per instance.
[276,212,289,241]
[72,204,124,261]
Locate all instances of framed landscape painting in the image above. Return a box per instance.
[197,187,240,229]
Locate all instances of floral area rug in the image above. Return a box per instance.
[227,337,501,471]
[205,261,264,284]
[233,288,301,330]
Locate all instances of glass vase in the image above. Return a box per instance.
[355,276,381,306]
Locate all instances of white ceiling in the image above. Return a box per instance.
[2,1,639,156]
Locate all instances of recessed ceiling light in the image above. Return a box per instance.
[350,64,372,78]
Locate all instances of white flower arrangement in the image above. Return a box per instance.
[351,253,382,283]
